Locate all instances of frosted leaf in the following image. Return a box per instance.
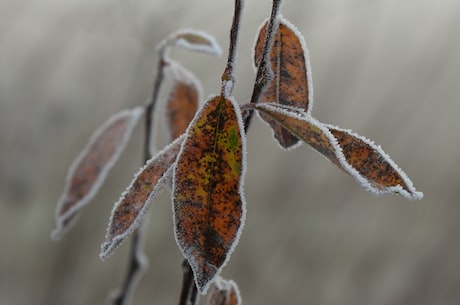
[173,95,247,293]
[100,134,185,259]
[207,277,241,305]
[253,17,314,149]
[165,61,201,142]
[255,103,423,200]
[325,124,423,200]
[51,107,144,240]
[159,29,222,56]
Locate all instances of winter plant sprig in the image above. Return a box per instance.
[52,1,423,304]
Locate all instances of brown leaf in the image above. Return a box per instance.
[166,62,200,141]
[173,95,247,293]
[100,134,185,259]
[326,125,423,199]
[52,107,144,240]
[255,103,423,200]
[254,17,313,148]
[207,278,241,305]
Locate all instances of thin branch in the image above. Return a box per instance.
[110,225,148,305]
[110,47,169,305]
[178,260,199,305]
[145,47,168,157]
[244,0,282,132]
[221,0,243,97]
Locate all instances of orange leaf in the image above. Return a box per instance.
[207,278,241,305]
[173,95,247,293]
[52,107,144,240]
[255,103,423,200]
[100,134,185,259]
[166,62,200,141]
[254,17,313,148]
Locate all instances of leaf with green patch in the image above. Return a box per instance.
[253,17,313,148]
[255,103,423,200]
[207,278,241,305]
[173,95,247,293]
[51,107,144,240]
[100,134,185,259]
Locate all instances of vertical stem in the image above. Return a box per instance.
[110,48,169,305]
[146,47,168,157]
[111,225,148,305]
[221,0,243,97]
[244,0,282,131]
[178,260,199,305]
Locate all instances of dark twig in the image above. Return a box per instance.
[244,0,282,132]
[145,47,168,157]
[178,260,199,305]
[221,0,243,97]
[110,47,169,305]
[111,225,148,305]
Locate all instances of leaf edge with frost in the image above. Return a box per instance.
[159,29,223,57]
[100,134,186,260]
[255,103,423,200]
[164,60,203,142]
[51,107,145,241]
[172,94,248,294]
[252,16,315,150]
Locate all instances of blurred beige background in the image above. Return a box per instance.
[1,0,459,304]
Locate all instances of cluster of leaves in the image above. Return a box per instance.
[52,0,422,304]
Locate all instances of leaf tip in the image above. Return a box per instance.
[99,239,119,261]
[50,227,64,241]
[50,212,79,241]
[100,230,131,261]
[398,186,424,201]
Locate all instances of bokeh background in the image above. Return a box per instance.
[1,0,459,304]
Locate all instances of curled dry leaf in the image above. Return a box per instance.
[207,278,241,305]
[160,29,222,56]
[173,95,247,293]
[51,107,144,240]
[166,61,201,141]
[255,103,423,200]
[100,134,185,259]
[253,17,313,148]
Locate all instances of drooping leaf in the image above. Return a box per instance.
[52,107,144,240]
[325,125,423,199]
[253,17,313,148]
[173,95,247,293]
[100,134,185,259]
[165,61,201,141]
[255,103,423,200]
[207,278,241,305]
[160,29,222,56]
